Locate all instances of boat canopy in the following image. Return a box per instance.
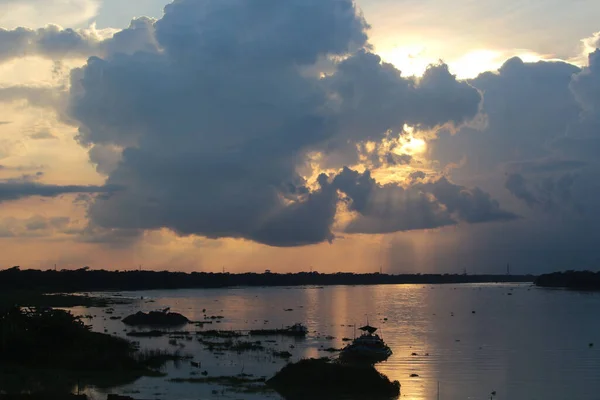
[358,325,378,334]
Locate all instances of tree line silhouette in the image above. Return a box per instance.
[0,266,534,292]
[535,270,600,290]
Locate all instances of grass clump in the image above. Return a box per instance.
[0,307,172,394]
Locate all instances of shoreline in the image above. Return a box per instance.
[0,267,535,293]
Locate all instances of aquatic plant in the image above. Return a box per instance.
[0,307,179,394]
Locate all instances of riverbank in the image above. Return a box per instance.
[0,267,535,293]
[0,302,184,396]
[535,270,600,290]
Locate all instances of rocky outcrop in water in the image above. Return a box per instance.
[267,358,400,399]
[122,311,189,327]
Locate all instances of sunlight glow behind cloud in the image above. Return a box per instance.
[380,46,554,79]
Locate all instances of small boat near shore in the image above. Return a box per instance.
[340,324,392,363]
[249,323,308,337]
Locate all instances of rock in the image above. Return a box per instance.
[122,311,189,327]
[267,358,400,398]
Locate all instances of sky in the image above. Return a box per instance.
[1,0,600,274]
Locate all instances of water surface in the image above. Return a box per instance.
[70,284,600,400]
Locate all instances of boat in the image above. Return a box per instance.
[249,323,308,337]
[340,324,392,363]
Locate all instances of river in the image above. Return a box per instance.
[68,283,600,400]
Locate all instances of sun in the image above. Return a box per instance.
[395,126,427,155]
[401,137,427,154]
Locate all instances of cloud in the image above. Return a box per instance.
[505,173,540,208]
[333,167,455,233]
[430,57,581,176]
[0,84,65,109]
[63,0,501,247]
[419,176,519,223]
[0,164,45,172]
[30,131,58,140]
[0,17,159,64]
[505,158,588,174]
[0,25,97,63]
[320,52,481,166]
[418,43,600,271]
[0,215,72,238]
[0,181,119,203]
[88,144,122,175]
[328,167,516,234]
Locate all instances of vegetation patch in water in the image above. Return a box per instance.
[0,307,179,394]
[198,338,264,352]
[195,330,246,338]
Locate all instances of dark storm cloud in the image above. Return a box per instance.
[66,0,507,247]
[505,172,582,214]
[430,57,581,175]
[0,181,119,203]
[419,176,519,223]
[505,173,540,208]
[505,158,588,174]
[333,167,455,233]
[419,43,600,272]
[550,49,600,162]
[321,51,480,163]
[570,49,600,113]
[329,167,516,234]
